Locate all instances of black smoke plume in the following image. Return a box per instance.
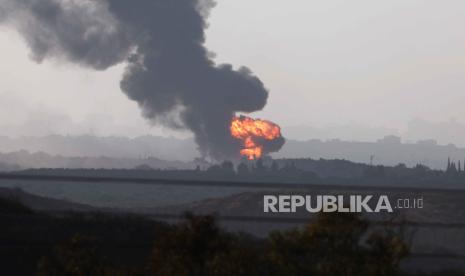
[0,0,284,160]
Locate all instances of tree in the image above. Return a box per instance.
[254,159,267,175]
[147,214,263,276]
[270,161,279,173]
[37,234,124,276]
[236,162,249,176]
[267,212,408,276]
[221,161,233,172]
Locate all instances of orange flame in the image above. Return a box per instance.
[230,116,282,160]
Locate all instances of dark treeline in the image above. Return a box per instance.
[12,157,465,189]
[2,197,462,276]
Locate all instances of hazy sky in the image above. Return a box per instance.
[1,0,465,141]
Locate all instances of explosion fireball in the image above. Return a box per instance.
[230,116,284,160]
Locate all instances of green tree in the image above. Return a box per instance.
[37,234,126,276]
[147,214,263,276]
[267,212,408,276]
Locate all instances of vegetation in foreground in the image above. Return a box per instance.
[0,198,463,276]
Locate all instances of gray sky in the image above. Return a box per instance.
[1,0,465,142]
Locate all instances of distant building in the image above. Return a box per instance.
[416,139,438,146]
[377,135,401,144]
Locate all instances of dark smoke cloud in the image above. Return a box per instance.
[0,0,282,160]
[0,0,132,69]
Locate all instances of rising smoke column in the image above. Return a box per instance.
[0,0,281,160]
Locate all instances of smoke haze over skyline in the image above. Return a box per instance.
[0,0,282,160]
[1,1,465,146]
